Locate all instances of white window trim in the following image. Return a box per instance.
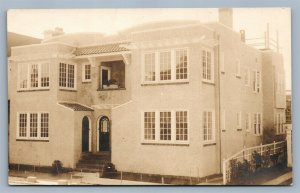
[235,59,241,78]
[244,68,250,87]
[82,63,92,82]
[16,112,50,141]
[17,62,50,91]
[252,70,261,93]
[141,47,189,85]
[141,109,189,145]
[202,109,216,144]
[59,62,77,90]
[246,113,251,132]
[202,47,215,83]
[253,112,263,136]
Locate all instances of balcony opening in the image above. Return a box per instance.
[99,60,125,90]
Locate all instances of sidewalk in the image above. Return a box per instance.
[262,171,293,185]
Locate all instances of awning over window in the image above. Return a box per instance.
[75,42,130,56]
[59,102,94,111]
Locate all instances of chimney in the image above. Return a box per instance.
[240,30,245,42]
[43,27,64,40]
[218,8,233,28]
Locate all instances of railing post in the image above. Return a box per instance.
[273,141,276,154]
[286,127,292,167]
[260,143,263,155]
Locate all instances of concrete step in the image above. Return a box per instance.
[78,159,110,165]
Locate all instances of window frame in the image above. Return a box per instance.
[236,112,242,130]
[59,62,77,90]
[235,59,241,78]
[141,47,189,85]
[17,62,50,91]
[202,47,215,83]
[202,109,216,144]
[244,68,250,87]
[82,63,92,82]
[141,110,189,145]
[252,70,261,93]
[253,112,263,136]
[16,112,50,141]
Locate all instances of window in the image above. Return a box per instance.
[160,52,171,80]
[253,113,262,135]
[237,112,242,130]
[220,52,225,73]
[235,59,241,77]
[253,70,261,93]
[244,68,250,86]
[275,113,285,134]
[144,112,155,140]
[59,63,76,89]
[144,53,156,81]
[176,49,188,80]
[17,112,49,140]
[202,49,214,82]
[18,62,50,90]
[221,110,226,131]
[203,110,215,142]
[142,110,188,143]
[82,64,91,82]
[245,113,251,132]
[176,111,188,141]
[160,112,171,141]
[142,48,188,83]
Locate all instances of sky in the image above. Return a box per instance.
[7,8,291,90]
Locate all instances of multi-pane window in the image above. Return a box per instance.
[220,52,225,73]
[144,53,156,81]
[143,48,188,83]
[83,64,91,82]
[142,110,188,143]
[160,112,171,141]
[244,68,250,86]
[144,112,155,140]
[59,63,76,89]
[245,113,251,132]
[176,49,188,80]
[176,111,188,141]
[41,63,50,87]
[41,113,49,138]
[237,112,242,130]
[18,63,28,89]
[18,112,49,140]
[30,113,38,137]
[253,113,262,135]
[202,50,214,82]
[160,52,171,80]
[275,113,285,134]
[18,63,50,90]
[30,64,38,88]
[203,111,215,142]
[19,113,27,137]
[253,70,261,93]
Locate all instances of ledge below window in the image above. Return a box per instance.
[203,142,216,147]
[59,88,77,92]
[141,142,189,146]
[202,80,215,85]
[141,81,189,86]
[17,89,50,92]
[97,88,126,91]
[16,139,49,142]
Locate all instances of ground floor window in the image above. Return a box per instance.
[17,112,49,140]
[253,113,262,135]
[203,110,215,143]
[275,112,285,134]
[142,110,188,143]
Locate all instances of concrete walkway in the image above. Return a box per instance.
[262,171,293,185]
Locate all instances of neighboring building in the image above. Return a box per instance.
[8,9,286,178]
[286,90,292,124]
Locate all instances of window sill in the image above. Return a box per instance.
[235,75,241,79]
[59,88,77,92]
[203,142,217,147]
[202,80,215,85]
[221,71,225,74]
[97,88,126,91]
[141,141,189,146]
[237,129,242,131]
[17,88,50,92]
[141,81,189,86]
[222,130,226,132]
[82,80,92,83]
[16,139,49,142]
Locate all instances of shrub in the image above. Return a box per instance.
[52,160,63,175]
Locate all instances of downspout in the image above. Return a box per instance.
[216,34,222,173]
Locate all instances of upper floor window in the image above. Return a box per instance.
[236,112,242,130]
[253,70,261,93]
[244,68,250,86]
[275,113,285,134]
[59,63,76,89]
[17,112,49,140]
[142,48,188,84]
[142,110,189,144]
[245,113,251,132]
[82,64,91,82]
[235,59,241,78]
[202,49,214,82]
[17,62,50,91]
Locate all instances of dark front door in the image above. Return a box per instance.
[99,116,110,151]
[82,116,90,152]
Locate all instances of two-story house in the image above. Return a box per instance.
[8,8,286,178]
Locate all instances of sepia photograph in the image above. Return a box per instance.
[7,8,292,185]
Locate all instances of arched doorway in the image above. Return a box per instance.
[98,116,110,151]
[82,116,91,152]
